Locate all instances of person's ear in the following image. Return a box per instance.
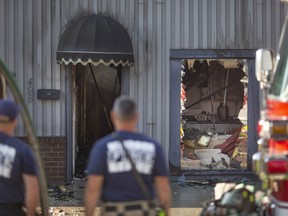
[12,118,18,127]
[110,111,116,123]
[134,113,139,121]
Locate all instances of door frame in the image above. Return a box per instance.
[65,64,131,182]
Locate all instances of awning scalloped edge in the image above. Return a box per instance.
[57,58,131,67]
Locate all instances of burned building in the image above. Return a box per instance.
[0,0,287,183]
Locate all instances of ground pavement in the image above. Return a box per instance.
[47,175,259,216]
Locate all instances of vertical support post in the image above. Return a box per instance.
[247,59,260,170]
[65,64,73,182]
[169,59,181,171]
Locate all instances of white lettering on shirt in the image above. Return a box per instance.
[107,140,155,174]
[0,143,16,178]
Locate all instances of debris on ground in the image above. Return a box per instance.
[48,179,85,206]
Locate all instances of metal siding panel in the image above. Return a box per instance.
[225,0,230,48]
[39,0,47,136]
[164,0,171,160]
[220,0,226,48]
[82,0,89,11]
[120,0,126,19]
[271,0,276,49]
[256,0,263,49]
[266,0,272,48]
[247,0,253,48]
[183,0,189,47]
[147,0,154,137]
[7,1,14,72]
[43,0,52,136]
[128,0,137,103]
[137,0,146,133]
[51,0,62,136]
[234,0,242,48]
[275,0,281,52]
[60,1,68,33]
[35,0,43,136]
[16,2,28,135]
[100,0,107,12]
[216,0,222,48]
[192,0,199,48]
[206,0,212,48]
[202,0,208,48]
[174,0,180,48]
[25,0,33,135]
[229,0,236,48]
[128,0,135,37]
[211,0,217,47]
[155,0,162,144]
[15,0,25,135]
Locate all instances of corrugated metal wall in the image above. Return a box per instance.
[0,1,288,150]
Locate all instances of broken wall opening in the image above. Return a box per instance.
[74,64,121,176]
[180,59,248,171]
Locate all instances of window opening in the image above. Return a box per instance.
[180,59,248,170]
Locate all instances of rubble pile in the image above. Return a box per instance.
[181,126,247,170]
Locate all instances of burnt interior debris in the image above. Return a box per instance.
[180,59,248,170]
[74,64,120,176]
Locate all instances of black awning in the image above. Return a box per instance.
[57,14,134,66]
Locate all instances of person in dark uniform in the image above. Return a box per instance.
[85,96,171,216]
[0,99,39,216]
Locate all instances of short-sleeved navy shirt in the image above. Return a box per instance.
[86,131,168,202]
[0,132,37,204]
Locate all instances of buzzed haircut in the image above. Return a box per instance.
[112,96,137,121]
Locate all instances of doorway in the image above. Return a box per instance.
[73,64,121,176]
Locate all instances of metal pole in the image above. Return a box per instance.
[223,69,230,107]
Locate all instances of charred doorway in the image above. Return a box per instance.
[74,64,121,176]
